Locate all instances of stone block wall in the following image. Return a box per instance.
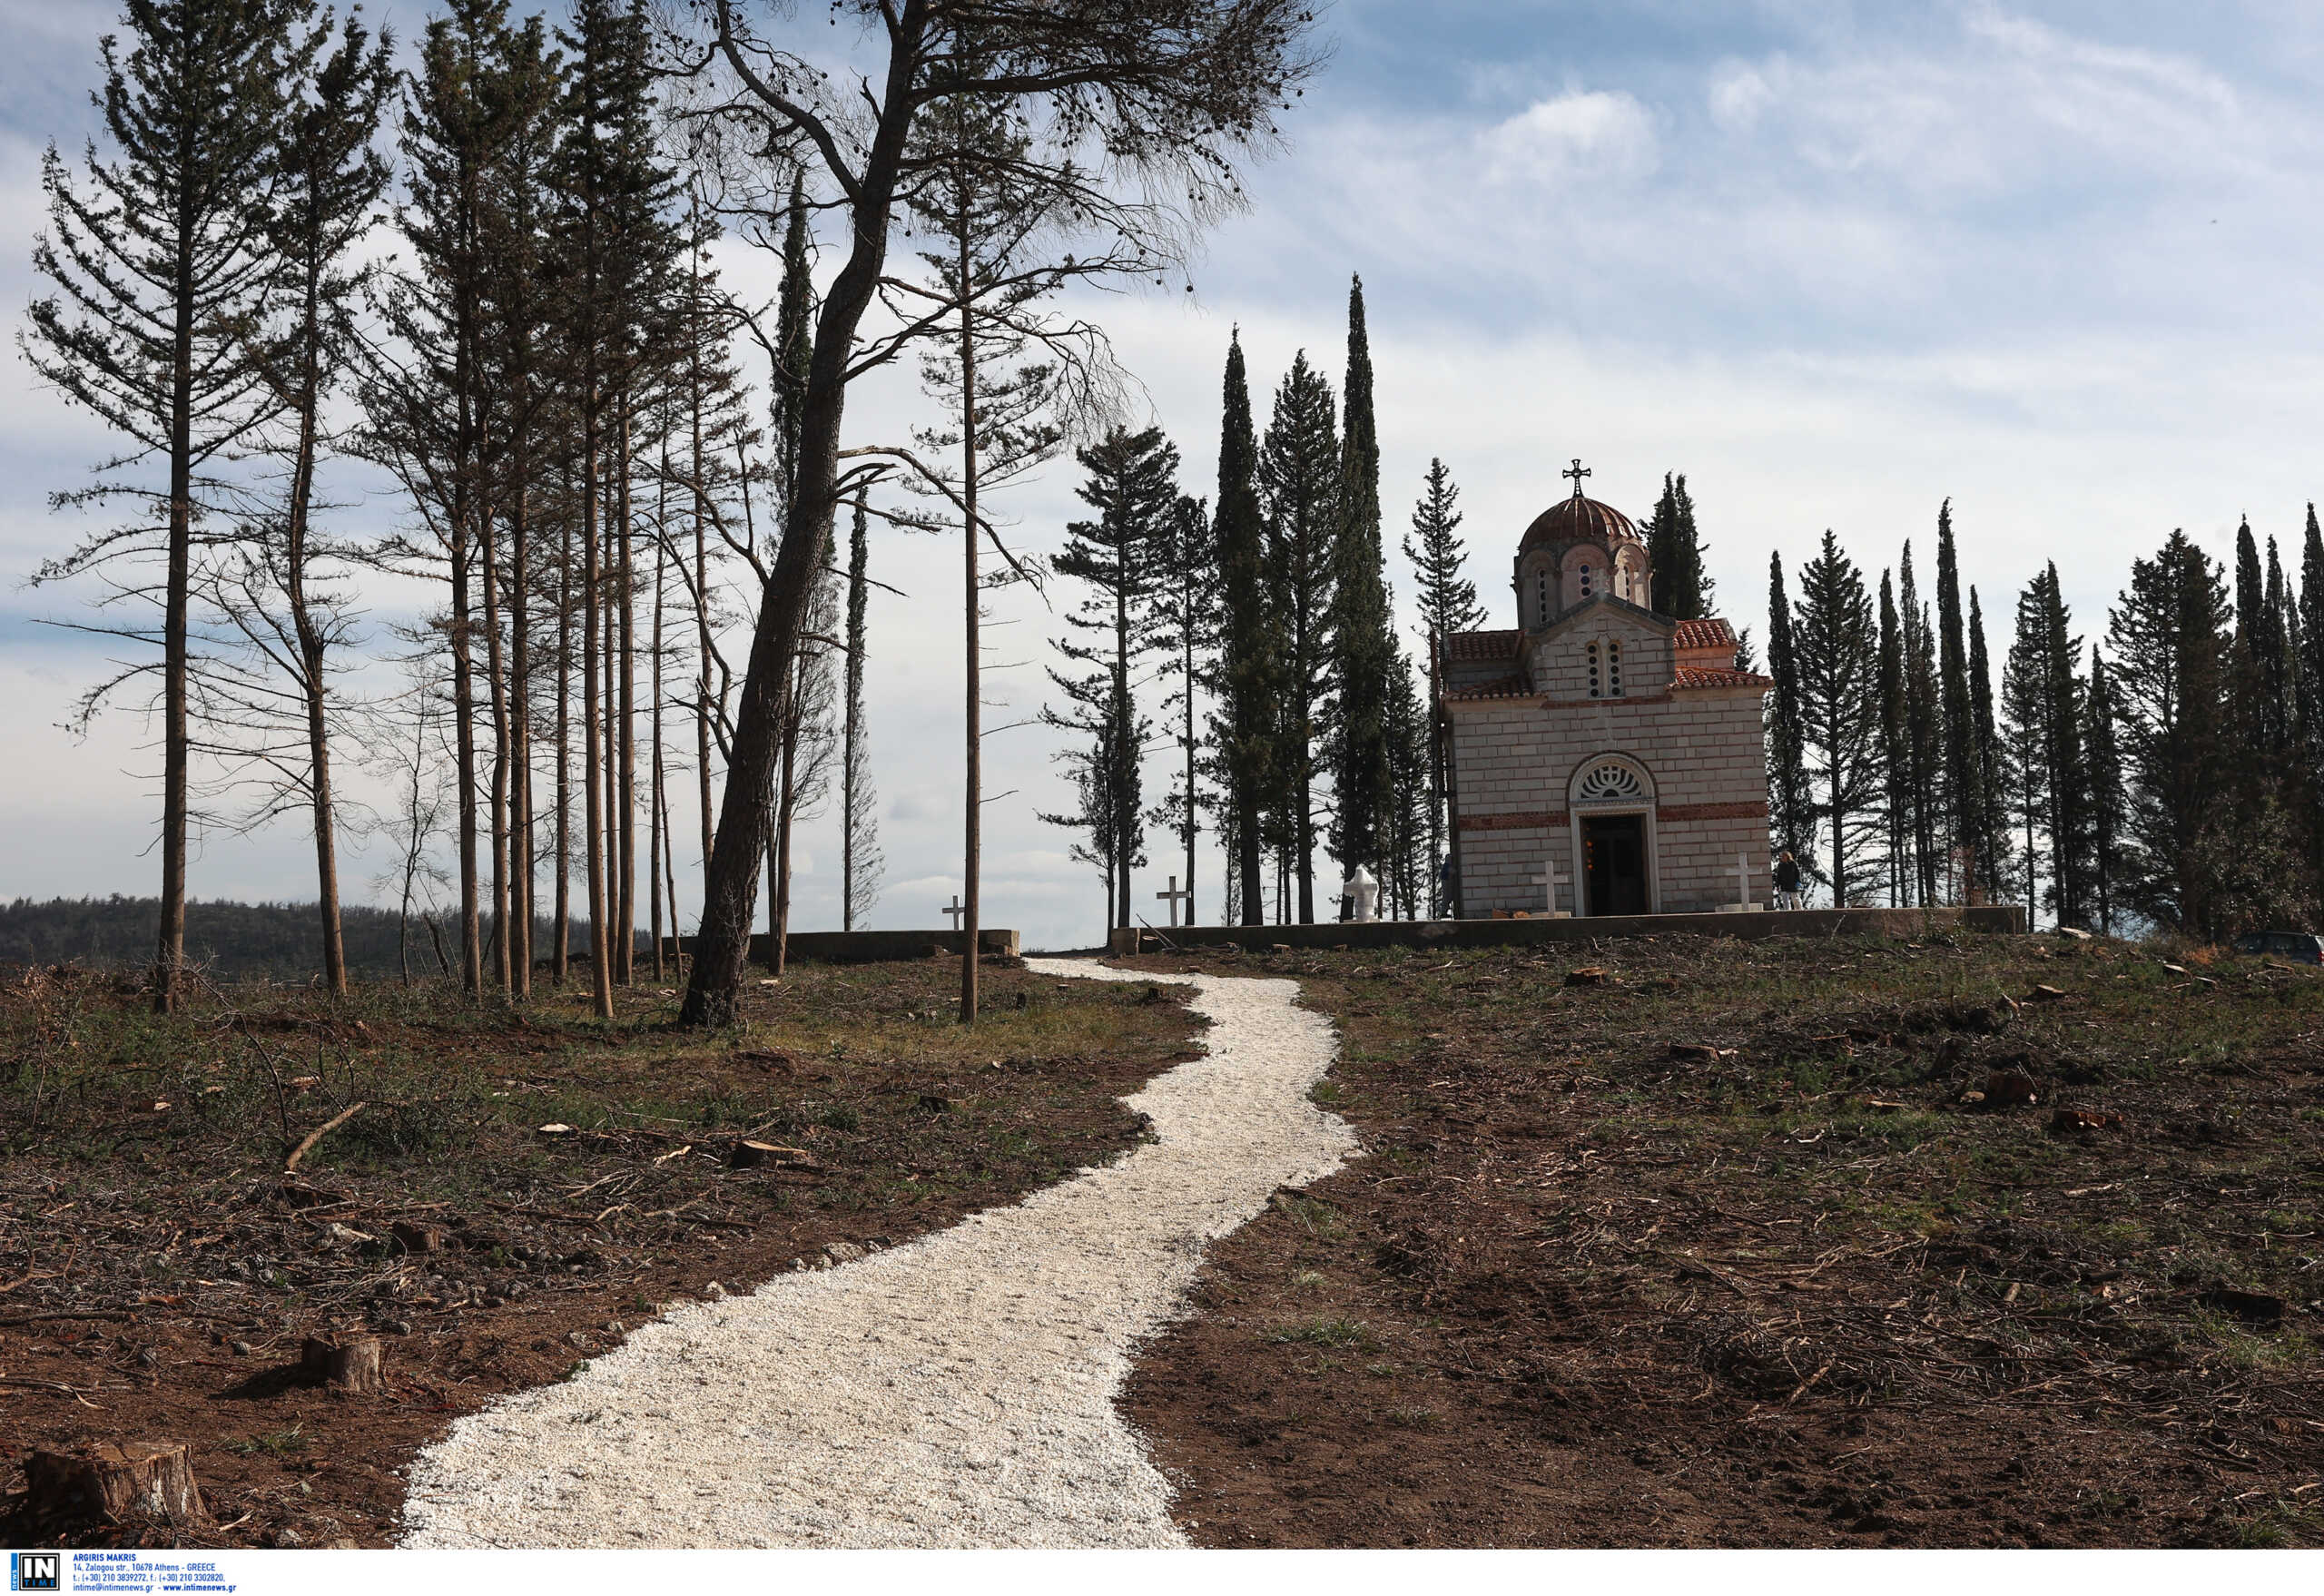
[1449,683,1771,917]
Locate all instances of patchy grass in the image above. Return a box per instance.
[1123,930,2324,1548]
[0,954,1199,1549]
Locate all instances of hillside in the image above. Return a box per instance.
[1121,929,2324,1548]
[0,897,586,982]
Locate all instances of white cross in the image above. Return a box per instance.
[941,894,967,929]
[1527,858,1567,917]
[1738,852,1751,906]
[1154,874,1192,927]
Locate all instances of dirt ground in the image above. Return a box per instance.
[1117,930,2324,1548]
[0,955,1197,1549]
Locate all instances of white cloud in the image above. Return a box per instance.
[1480,90,1658,187]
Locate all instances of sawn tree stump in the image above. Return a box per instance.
[25,1442,205,1523]
[300,1333,383,1393]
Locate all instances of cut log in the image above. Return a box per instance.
[300,1333,383,1393]
[25,1442,205,1523]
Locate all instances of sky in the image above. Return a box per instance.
[5,0,2324,952]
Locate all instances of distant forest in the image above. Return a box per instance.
[0,898,588,983]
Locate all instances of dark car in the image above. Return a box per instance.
[2233,931,2324,964]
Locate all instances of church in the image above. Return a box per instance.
[1436,465,1774,918]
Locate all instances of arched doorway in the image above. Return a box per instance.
[1567,754,1658,916]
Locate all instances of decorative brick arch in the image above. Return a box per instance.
[1568,752,1656,808]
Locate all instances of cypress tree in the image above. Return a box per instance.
[2231,516,2265,760]
[2261,535,2296,759]
[1152,491,1216,924]
[1899,544,1943,903]
[1968,586,2009,903]
[1765,553,1813,884]
[1792,530,1885,904]
[841,492,882,930]
[2038,563,2091,928]
[1326,276,1394,882]
[26,0,291,1010]
[1934,500,1975,895]
[1647,473,1712,619]
[2086,645,2125,935]
[1210,331,1275,926]
[1256,350,1339,923]
[1877,570,1908,903]
[2301,507,2324,761]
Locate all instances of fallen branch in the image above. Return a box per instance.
[283,1102,369,1174]
[0,1309,136,1327]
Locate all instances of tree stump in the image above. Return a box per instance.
[390,1219,447,1255]
[25,1442,205,1523]
[300,1333,382,1393]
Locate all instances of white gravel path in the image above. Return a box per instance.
[399,959,1354,1548]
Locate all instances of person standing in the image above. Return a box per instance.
[1774,850,1803,910]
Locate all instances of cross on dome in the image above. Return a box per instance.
[1563,458,1590,498]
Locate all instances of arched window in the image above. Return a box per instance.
[1580,564,1594,599]
[1534,569,1549,626]
[1585,641,1601,698]
[1607,639,1624,696]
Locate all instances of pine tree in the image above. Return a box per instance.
[25,0,291,1011]
[1256,350,1339,923]
[1646,473,1712,619]
[1210,331,1276,927]
[1792,530,1885,904]
[841,493,882,931]
[204,4,394,999]
[904,45,1069,1019]
[1933,500,1976,895]
[1402,457,1481,914]
[1765,553,1813,882]
[2000,581,2051,923]
[1040,427,1176,931]
[1877,569,1908,903]
[2106,531,2230,931]
[1326,277,1394,882]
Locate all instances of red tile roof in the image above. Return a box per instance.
[1442,627,1521,664]
[1674,664,1772,690]
[1672,618,1737,651]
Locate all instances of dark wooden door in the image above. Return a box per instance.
[1582,813,1649,915]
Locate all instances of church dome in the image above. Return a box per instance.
[1520,492,1640,556]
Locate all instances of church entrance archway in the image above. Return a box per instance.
[1565,753,1659,915]
[1581,813,1649,915]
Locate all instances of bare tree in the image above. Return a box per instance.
[23,0,290,1012]
[673,0,1318,1025]
[199,8,395,999]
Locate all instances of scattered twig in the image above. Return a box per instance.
[283,1101,369,1174]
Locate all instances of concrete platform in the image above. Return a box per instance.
[1106,905,2025,955]
[665,928,1019,964]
